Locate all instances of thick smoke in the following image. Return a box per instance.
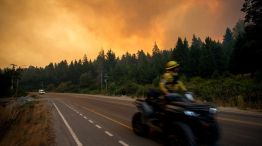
[0,0,244,67]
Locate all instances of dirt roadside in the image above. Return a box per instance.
[0,99,54,146]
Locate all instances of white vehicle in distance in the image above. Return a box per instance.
[38,89,46,94]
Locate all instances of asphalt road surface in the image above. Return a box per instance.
[42,93,262,146]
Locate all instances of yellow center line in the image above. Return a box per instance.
[217,117,262,127]
[60,100,262,129]
[80,106,132,130]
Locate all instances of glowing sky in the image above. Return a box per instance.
[0,0,244,68]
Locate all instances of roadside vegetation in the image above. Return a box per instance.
[0,99,53,146]
[186,75,262,109]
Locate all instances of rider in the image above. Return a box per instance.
[159,61,187,98]
[144,61,188,114]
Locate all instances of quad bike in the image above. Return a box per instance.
[132,92,220,146]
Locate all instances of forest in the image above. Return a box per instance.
[1,0,261,109]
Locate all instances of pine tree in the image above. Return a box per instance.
[230,0,262,75]
[172,37,190,75]
[190,35,202,76]
[199,37,216,77]
[222,28,235,69]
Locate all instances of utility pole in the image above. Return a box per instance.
[41,81,44,89]
[10,64,17,91]
[15,79,19,97]
[100,71,103,91]
[104,73,108,92]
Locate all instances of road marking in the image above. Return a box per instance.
[95,124,102,129]
[84,116,88,119]
[89,120,94,123]
[80,113,83,116]
[105,131,113,137]
[218,117,262,127]
[52,102,83,146]
[81,106,132,130]
[119,140,129,146]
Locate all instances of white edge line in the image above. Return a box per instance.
[84,116,88,119]
[52,102,83,146]
[105,131,113,137]
[89,120,94,123]
[119,140,129,146]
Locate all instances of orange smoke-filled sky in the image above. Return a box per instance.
[0,0,244,68]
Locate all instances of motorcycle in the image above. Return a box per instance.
[132,92,220,146]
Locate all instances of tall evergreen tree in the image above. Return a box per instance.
[172,37,190,75]
[151,42,162,80]
[136,50,150,84]
[190,35,202,76]
[233,20,245,39]
[105,49,117,74]
[231,0,262,75]
[223,28,234,46]
[94,50,106,89]
[222,28,235,69]
[82,54,89,74]
[199,37,217,77]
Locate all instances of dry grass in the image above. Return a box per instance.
[0,101,54,146]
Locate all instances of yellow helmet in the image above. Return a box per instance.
[166,61,179,70]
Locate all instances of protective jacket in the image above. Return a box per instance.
[159,71,187,95]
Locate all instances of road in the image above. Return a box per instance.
[42,93,262,146]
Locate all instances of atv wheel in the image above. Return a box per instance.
[132,112,149,137]
[167,122,196,146]
[205,121,220,145]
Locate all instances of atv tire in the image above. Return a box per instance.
[132,112,149,137]
[167,122,196,146]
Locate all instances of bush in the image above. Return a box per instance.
[79,88,91,94]
[115,81,139,96]
[46,84,55,91]
[110,81,153,97]
[186,75,262,109]
[55,82,78,93]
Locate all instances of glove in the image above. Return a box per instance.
[185,92,194,101]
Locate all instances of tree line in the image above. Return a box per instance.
[17,18,256,94]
